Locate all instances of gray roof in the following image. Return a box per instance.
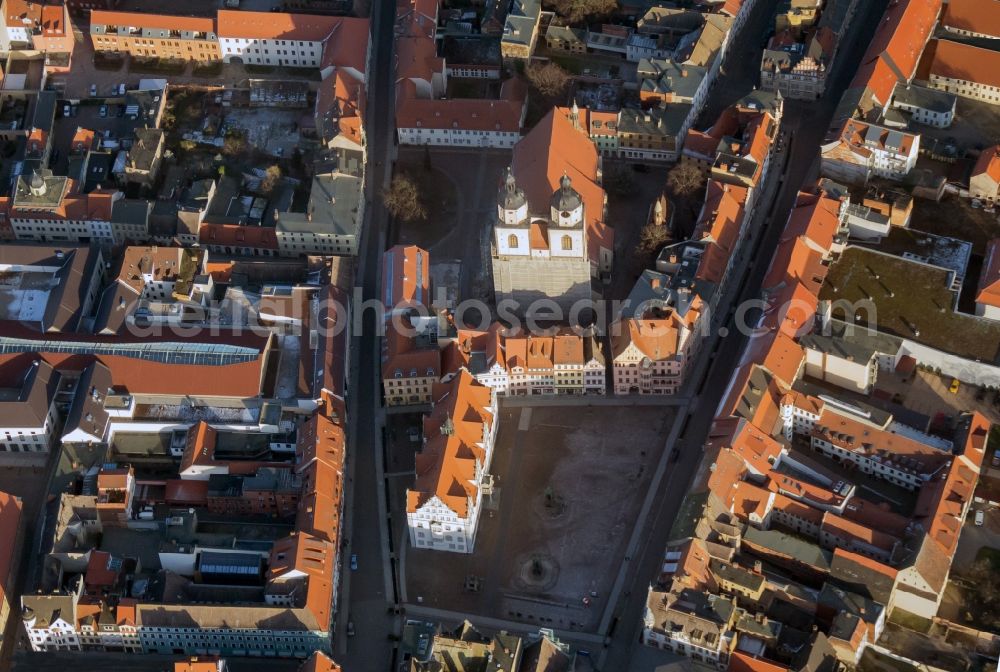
[799,320,902,365]
[32,91,57,134]
[637,59,707,100]
[125,128,163,172]
[0,359,59,428]
[278,172,362,236]
[892,84,956,114]
[0,244,102,333]
[111,198,152,227]
[618,103,693,137]
[742,526,833,572]
[13,169,67,209]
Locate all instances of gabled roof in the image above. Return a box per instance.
[972,146,1000,187]
[512,109,603,230]
[407,370,494,518]
[927,38,1000,90]
[611,317,681,362]
[941,0,1000,38]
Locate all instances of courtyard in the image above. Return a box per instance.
[401,404,678,633]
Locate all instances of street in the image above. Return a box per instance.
[331,0,401,667]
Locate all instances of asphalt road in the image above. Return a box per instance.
[332,0,401,667]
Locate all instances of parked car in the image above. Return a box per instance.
[62,104,71,117]
[949,378,960,394]
[975,510,985,526]
[346,621,355,637]
[89,84,97,96]
[992,452,1000,468]
[99,105,108,118]
[350,553,358,571]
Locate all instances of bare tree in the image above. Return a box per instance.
[636,220,671,256]
[603,165,637,196]
[666,162,706,198]
[260,165,282,195]
[383,174,427,222]
[526,62,572,98]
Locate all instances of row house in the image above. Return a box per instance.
[90,11,219,61]
[444,325,606,396]
[9,171,120,245]
[0,360,59,457]
[275,172,363,257]
[940,0,1000,40]
[406,370,497,553]
[611,316,695,395]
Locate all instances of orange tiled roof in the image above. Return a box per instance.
[198,223,279,250]
[0,490,22,614]
[90,9,216,34]
[728,652,791,672]
[928,38,1000,90]
[821,511,899,554]
[268,532,335,630]
[407,371,494,518]
[611,317,681,362]
[299,652,343,672]
[382,244,430,310]
[973,145,1000,186]
[217,9,340,41]
[175,659,223,672]
[942,0,1000,37]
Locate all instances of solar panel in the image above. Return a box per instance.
[0,337,259,366]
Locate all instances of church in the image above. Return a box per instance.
[490,108,614,315]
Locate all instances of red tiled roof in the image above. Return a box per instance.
[942,0,1000,38]
[199,223,279,250]
[90,9,216,34]
[927,38,1000,90]
[729,652,791,672]
[0,491,22,613]
[977,239,1000,308]
[217,9,339,41]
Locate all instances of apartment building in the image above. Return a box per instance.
[395,0,526,149]
[9,171,120,245]
[90,11,220,61]
[940,0,1000,39]
[275,172,363,257]
[381,245,443,407]
[406,370,497,553]
[921,39,1000,106]
[820,119,919,184]
[2,0,74,67]
[0,244,107,333]
[0,359,59,459]
[611,317,694,395]
[90,9,370,72]
[443,325,606,396]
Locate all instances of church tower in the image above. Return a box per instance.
[549,174,586,259]
[495,167,530,256]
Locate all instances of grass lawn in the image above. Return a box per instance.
[888,609,933,634]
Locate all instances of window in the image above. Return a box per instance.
[561,235,573,251]
[508,233,519,248]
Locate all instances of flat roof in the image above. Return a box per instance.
[819,246,1000,363]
